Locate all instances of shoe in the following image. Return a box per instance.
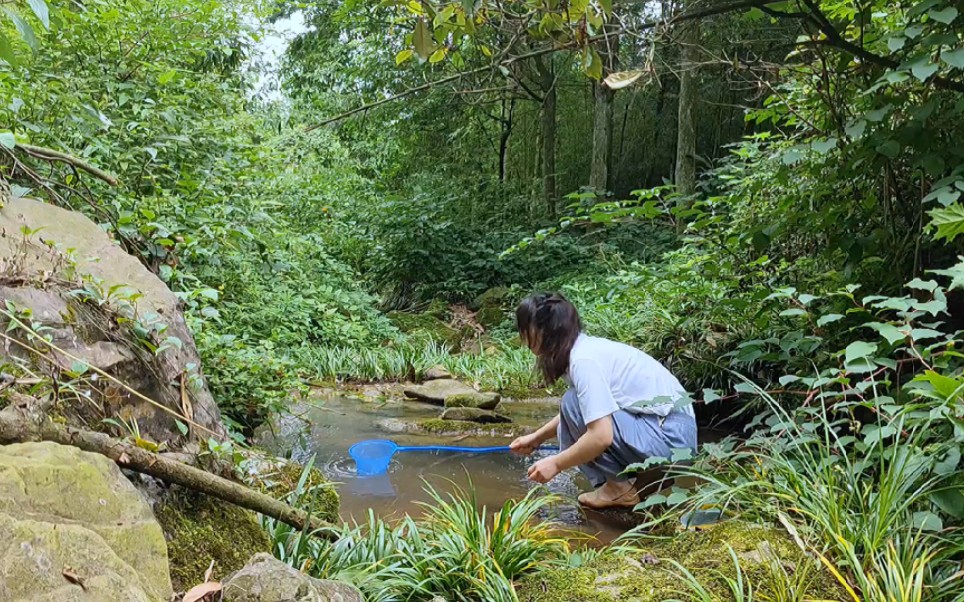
[577,485,640,510]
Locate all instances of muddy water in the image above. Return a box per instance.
[258,392,651,545]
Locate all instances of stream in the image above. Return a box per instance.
[257,389,702,544]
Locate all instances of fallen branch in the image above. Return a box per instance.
[0,392,336,538]
[15,143,119,186]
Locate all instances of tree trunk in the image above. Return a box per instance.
[675,18,700,230]
[590,35,619,194]
[535,57,558,217]
[498,97,514,183]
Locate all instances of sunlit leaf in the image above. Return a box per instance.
[27,0,49,28]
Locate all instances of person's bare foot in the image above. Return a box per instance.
[577,479,640,509]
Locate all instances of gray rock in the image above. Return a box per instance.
[0,197,225,444]
[404,378,500,409]
[0,442,172,602]
[423,365,452,381]
[222,553,363,602]
[444,391,501,411]
[440,407,512,423]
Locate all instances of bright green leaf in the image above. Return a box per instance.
[2,8,37,51]
[929,203,964,242]
[0,131,15,149]
[817,313,843,327]
[395,49,414,65]
[845,340,878,363]
[27,0,49,28]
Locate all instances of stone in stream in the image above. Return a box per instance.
[443,391,501,411]
[423,364,452,380]
[440,406,512,423]
[222,553,363,602]
[0,441,172,601]
[403,378,499,409]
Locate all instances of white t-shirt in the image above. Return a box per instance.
[564,333,695,424]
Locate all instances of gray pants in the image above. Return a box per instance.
[557,390,698,487]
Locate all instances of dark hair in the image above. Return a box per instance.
[516,292,582,384]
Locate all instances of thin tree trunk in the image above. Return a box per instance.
[535,56,558,217]
[590,34,619,194]
[498,97,514,182]
[675,18,700,228]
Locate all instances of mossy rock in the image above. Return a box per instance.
[517,521,846,602]
[387,311,461,346]
[249,459,340,525]
[420,418,526,437]
[444,390,501,410]
[476,305,508,329]
[155,490,271,592]
[439,406,511,423]
[475,286,515,310]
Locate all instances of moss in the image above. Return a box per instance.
[155,490,271,592]
[387,311,462,346]
[254,460,340,524]
[419,418,527,437]
[476,305,507,329]
[516,565,619,602]
[518,521,846,602]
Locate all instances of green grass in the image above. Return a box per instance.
[262,477,571,602]
[675,388,963,602]
[296,338,546,395]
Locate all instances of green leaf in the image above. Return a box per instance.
[887,36,906,52]
[395,49,413,65]
[174,419,189,436]
[462,0,475,17]
[910,57,940,81]
[928,6,958,23]
[907,278,939,292]
[798,293,819,306]
[845,340,877,363]
[198,288,220,301]
[2,8,37,51]
[0,29,18,66]
[811,138,837,154]
[911,510,943,532]
[845,120,866,138]
[779,308,806,317]
[817,313,843,327]
[670,448,694,462]
[876,140,901,158]
[934,447,960,476]
[413,18,433,59]
[702,389,720,402]
[585,48,603,80]
[867,322,906,345]
[428,48,445,63]
[69,360,89,375]
[931,259,964,290]
[863,424,896,445]
[27,0,48,28]
[0,131,15,149]
[929,203,964,242]
[930,489,964,519]
[943,48,964,69]
[158,69,177,85]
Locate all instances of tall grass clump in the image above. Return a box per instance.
[262,478,570,602]
[675,386,964,602]
[297,338,543,395]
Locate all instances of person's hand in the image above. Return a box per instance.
[527,456,561,484]
[509,433,540,456]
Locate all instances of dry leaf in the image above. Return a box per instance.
[182,582,221,602]
[62,566,87,591]
[603,70,645,90]
[180,372,194,426]
[202,559,214,583]
[118,451,131,464]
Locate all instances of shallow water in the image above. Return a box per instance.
[257,391,640,544]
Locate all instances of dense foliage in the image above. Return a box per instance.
[2,0,964,599]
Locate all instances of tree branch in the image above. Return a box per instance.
[307,0,770,129]
[15,144,120,186]
[0,391,337,537]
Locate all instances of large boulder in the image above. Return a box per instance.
[404,378,499,409]
[222,553,363,602]
[0,441,172,601]
[0,197,224,444]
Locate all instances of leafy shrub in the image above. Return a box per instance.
[263,481,570,602]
